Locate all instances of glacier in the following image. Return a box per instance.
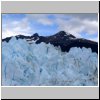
[2,37,98,86]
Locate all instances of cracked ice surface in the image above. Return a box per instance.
[2,37,98,86]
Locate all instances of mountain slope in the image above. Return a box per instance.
[2,31,98,53]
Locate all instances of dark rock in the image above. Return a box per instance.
[2,31,98,53]
[2,37,12,42]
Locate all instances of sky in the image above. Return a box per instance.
[2,14,98,42]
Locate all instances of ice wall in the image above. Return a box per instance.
[2,37,98,86]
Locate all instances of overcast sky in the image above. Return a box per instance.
[2,14,98,42]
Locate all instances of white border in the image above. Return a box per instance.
[1,0,100,1]
[0,1,1,99]
[97,13,99,87]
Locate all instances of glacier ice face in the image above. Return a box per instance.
[2,37,98,86]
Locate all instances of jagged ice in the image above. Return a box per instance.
[2,37,98,86]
